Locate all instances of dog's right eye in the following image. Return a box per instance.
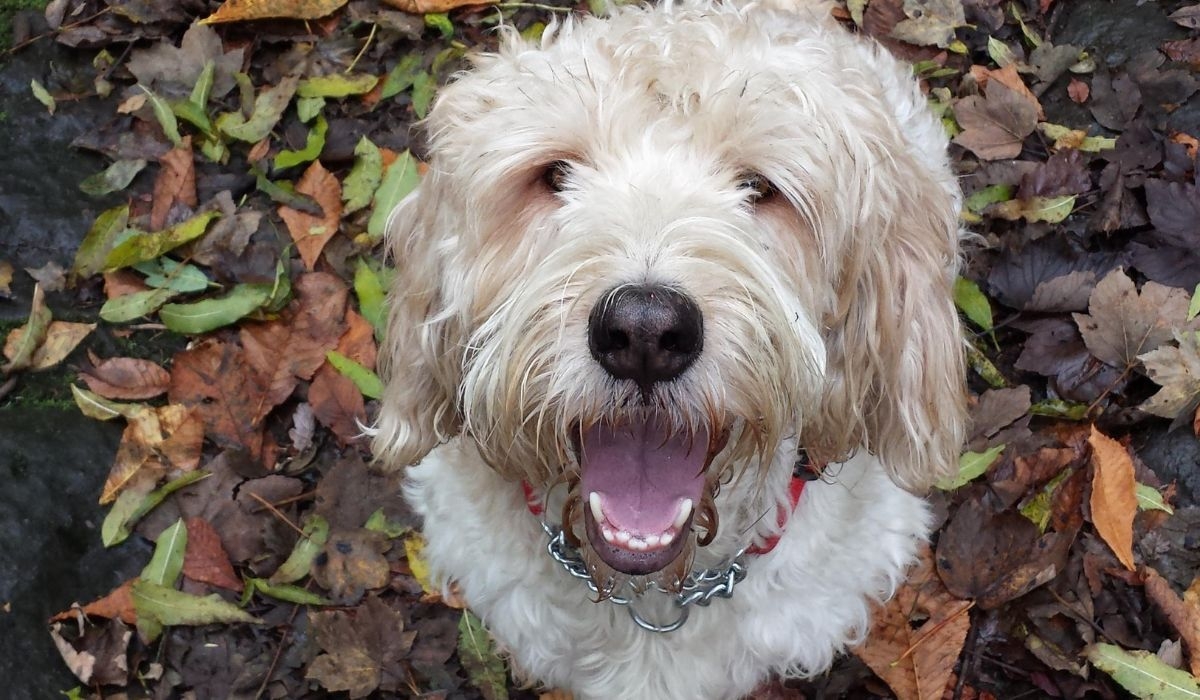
[542,161,571,192]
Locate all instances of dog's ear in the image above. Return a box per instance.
[372,186,463,470]
[818,169,967,492]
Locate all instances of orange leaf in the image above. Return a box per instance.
[150,136,197,231]
[381,0,496,13]
[183,517,243,592]
[201,0,348,24]
[1143,566,1200,676]
[1088,426,1137,570]
[1067,78,1090,104]
[279,160,343,270]
[50,578,137,625]
[81,353,171,400]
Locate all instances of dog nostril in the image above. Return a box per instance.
[587,284,703,388]
[606,329,630,351]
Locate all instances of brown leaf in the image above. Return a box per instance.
[0,260,12,298]
[5,320,94,372]
[856,545,971,700]
[183,517,243,592]
[50,579,137,625]
[382,0,496,12]
[279,160,343,270]
[81,353,171,400]
[1068,78,1090,104]
[49,618,131,686]
[202,0,349,23]
[1088,426,1137,570]
[980,64,1045,121]
[103,270,148,299]
[169,339,271,460]
[1072,268,1196,370]
[1141,332,1200,421]
[1143,566,1200,676]
[150,136,197,231]
[310,316,371,444]
[306,595,415,697]
[25,260,67,292]
[100,404,201,504]
[952,80,1038,160]
[312,529,391,605]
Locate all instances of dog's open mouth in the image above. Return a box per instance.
[578,417,720,576]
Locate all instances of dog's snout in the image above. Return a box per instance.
[588,284,703,389]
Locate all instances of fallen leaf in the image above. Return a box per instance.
[1068,78,1090,103]
[1141,332,1200,422]
[889,0,965,48]
[216,75,300,143]
[1073,268,1196,370]
[169,339,271,459]
[459,610,511,700]
[1089,426,1137,570]
[159,282,273,334]
[141,518,187,587]
[50,579,137,625]
[81,354,171,400]
[952,80,1039,160]
[311,529,390,604]
[279,160,343,270]
[4,320,95,372]
[0,260,12,298]
[203,0,349,23]
[1087,643,1200,697]
[306,595,415,698]
[382,0,497,13]
[131,580,261,643]
[1144,179,1200,249]
[1168,4,1200,29]
[73,205,131,279]
[103,210,220,272]
[100,404,202,504]
[150,136,197,231]
[49,619,130,686]
[183,517,243,592]
[80,159,147,197]
[1143,566,1200,676]
[2,284,51,374]
[269,514,329,585]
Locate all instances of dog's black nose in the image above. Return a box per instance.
[588,284,703,389]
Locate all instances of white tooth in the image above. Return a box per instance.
[674,499,693,530]
[660,531,675,547]
[602,527,616,543]
[615,530,631,544]
[630,538,647,551]
[644,534,661,548]
[589,492,604,523]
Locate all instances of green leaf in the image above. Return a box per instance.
[103,210,220,271]
[326,350,384,399]
[101,470,211,547]
[1029,399,1090,421]
[132,580,261,643]
[354,258,387,337]
[31,78,56,114]
[364,508,410,538]
[80,159,148,196]
[246,578,331,606]
[368,150,420,239]
[4,285,52,374]
[275,115,328,170]
[71,384,142,421]
[296,73,379,98]
[343,137,384,214]
[159,283,272,334]
[171,99,214,136]
[217,75,299,143]
[846,0,866,25]
[967,343,1007,388]
[1087,643,1200,698]
[989,195,1076,224]
[254,168,322,213]
[296,95,325,122]
[381,54,423,100]
[458,611,509,700]
[99,288,178,323]
[411,72,435,119]
[73,205,130,279]
[937,444,1005,491]
[1020,468,1071,532]
[1188,283,1200,322]
[425,12,454,39]
[139,85,182,147]
[965,184,1013,214]
[987,36,1017,67]
[141,518,187,587]
[1135,483,1174,514]
[190,60,215,108]
[269,515,329,585]
[133,258,210,293]
[954,277,994,332]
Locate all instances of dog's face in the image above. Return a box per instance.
[375,3,966,586]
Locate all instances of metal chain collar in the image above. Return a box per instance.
[540,521,748,634]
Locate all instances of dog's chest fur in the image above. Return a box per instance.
[406,443,930,700]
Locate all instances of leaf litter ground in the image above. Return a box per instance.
[3,0,1200,697]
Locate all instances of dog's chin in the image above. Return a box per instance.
[573,415,726,577]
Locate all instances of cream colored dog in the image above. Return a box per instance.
[373,1,967,697]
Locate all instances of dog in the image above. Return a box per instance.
[373,0,967,696]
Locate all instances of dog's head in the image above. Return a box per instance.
[374,1,966,584]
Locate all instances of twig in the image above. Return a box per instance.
[3,7,112,56]
[893,600,974,663]
[496,2,575,12]
[246,491,306,538]
[0,376,18,402]
[346,22,377,74]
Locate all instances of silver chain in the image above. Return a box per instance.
[540,521,748,633]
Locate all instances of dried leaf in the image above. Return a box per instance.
[279,160,343,270]
[952,80,1038,160]
[1089,426,1137,570]
[183,517,243,591]
[1141,332,1200,421]
[5,320,94,372]
[382,0,497,13]
[1073,268,1195,370]
[203,0,349,24]
[1068,78,1090,103]
[150,136,197,231]
[81,355,171,400]
[889,0,965,48]
[1144,567,1200,676]
[2,285,50,374]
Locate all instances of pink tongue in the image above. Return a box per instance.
[580,417,709,534]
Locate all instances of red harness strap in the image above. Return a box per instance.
[522,473,810,557]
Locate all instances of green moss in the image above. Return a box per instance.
[0,0,50,52]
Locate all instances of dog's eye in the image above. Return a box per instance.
[739,172,777,203]
[542,161,571,192]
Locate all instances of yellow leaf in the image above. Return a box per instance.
[404,534,436,594]
[5,321,96,371]
[382,0,497,14]
[1088,426,1137,570]
[201,0,348,24]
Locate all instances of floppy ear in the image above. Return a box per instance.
[818,162,967,492]
[372,184,463,471]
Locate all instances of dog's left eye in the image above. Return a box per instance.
[542,161,571,192]
[739,172,777,203]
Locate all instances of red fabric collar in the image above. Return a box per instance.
[521,474,810,557]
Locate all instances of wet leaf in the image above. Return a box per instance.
[81,356,171,400]
[73,205,130,279]
[343,137,383,214]
[150,136,198,231]
[937,444,1005,490]
[141,518,187,587]
[103,211,220,271]
[131,580,260,643]
[159,283,273,334]
[31,78,55,113]
[4,321,94,372]
[217,75,300,143]
[952,80,1038,160]
[133,258,209,293]
[1074,269,1196,370]
[80,159,148,197]
[988,195,1076,223]
[279,160,343,270]
[459,610,510,700]
[100,288,178,323]
[1089,426,1137,570]
[1141,332,1200,422]
[954,277,994,331]
[411,72,435,118]
[202,0,349,23]
[270,514,330,585]
[101,470,211,546]
[246,578,331,605]
[183,517,242,591]
[297,73,379,98]
[1087,643,1200,698]
[326,350,383,399]
[384,0,497,13]
[275,115,328,169]
[368,150,419,239]
[2,285,51,374]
